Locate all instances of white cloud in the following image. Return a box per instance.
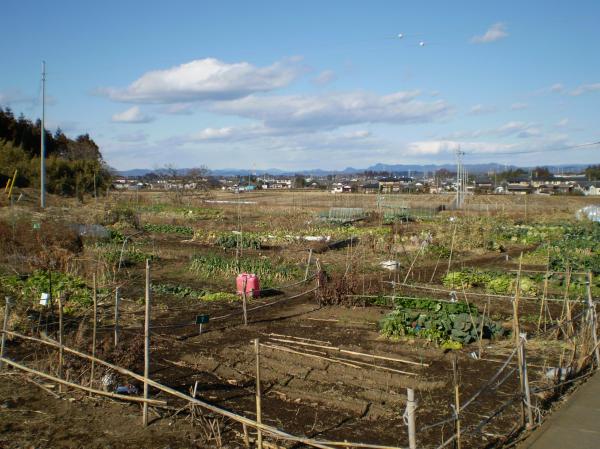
[550,83,564,93]
[111,106,154,123]
[406,140,515,156]
[511,102,528,110]
[569,83,600,96]
[100,57,303,104]
[471,23,508,44]
[495,121,540,138]
[345,130,371,139]
[212,90,451,130]
[312,70,337,86]
[468,104,497,115]
[193,127,236,140]
[555,118,569,127]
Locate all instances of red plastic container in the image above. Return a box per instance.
[236,273,260,298]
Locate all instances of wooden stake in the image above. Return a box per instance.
[564,269,573,337]
[242,423,250,448]
[452,356,461,449]
[406,388,417,449]
[304,248,313,281]
[0,297,11,370]
[519,335,534,429]
[255,338,263,449]
[403,243,425,285]
[586,272,600,368]
[429,251,443,283]
[58,294,64,393]
[446,223,458,280]
[114,286,120,348]
[537,251,550,333]
[143,259,151,426]
[242,278,248,326]
[90,273,97,392]
[513,254,523,347]
[315,258,322,307]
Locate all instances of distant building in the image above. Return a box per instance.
[506,184,533,195]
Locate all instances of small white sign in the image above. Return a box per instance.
[39,292,49,306]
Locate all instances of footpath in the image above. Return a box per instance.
[518,370,600,449]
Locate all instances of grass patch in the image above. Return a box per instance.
[190,253,300,287]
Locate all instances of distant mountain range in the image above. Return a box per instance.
[117,163,591,178]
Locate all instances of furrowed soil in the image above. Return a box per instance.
[1,292,533,449]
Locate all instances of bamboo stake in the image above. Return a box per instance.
[403,242,425,285]
[57,294,64,393]
[429,251,443,283]
[0,357,166,405]
[114,286,120,348]
[452,356,461,449]
[262,343,418,375]
[262,343,361,369]
[406,388,417,449]
[0,297,11,370]
[519,335,534,429]
[513,254,523,347]
[304,248,313,281]
[143,259,151,426]
[22,373,60,398]
[586,272,600,368]
[242,423,250,448]
[267,337,428,366]
[315,258,322,307]
[266,332,332,346]
[564,269,573,337]
[446,223,458,280]
[255,339,263,449]
[90,273,97,392]
[242,278,248,326]
[537,251,550,333]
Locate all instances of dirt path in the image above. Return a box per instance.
[517,371,600,449]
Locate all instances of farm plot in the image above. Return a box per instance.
[0,190,598,448]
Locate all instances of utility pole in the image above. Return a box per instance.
[40,61,47,209]
[455,147,465,208]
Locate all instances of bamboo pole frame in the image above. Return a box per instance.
[0,356,166,405]
[0,329,405,449]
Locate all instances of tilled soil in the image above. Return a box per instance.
[0,289,558,448]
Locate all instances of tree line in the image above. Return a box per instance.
[0,106,111,199]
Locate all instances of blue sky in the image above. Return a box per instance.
[1,0,599,170]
